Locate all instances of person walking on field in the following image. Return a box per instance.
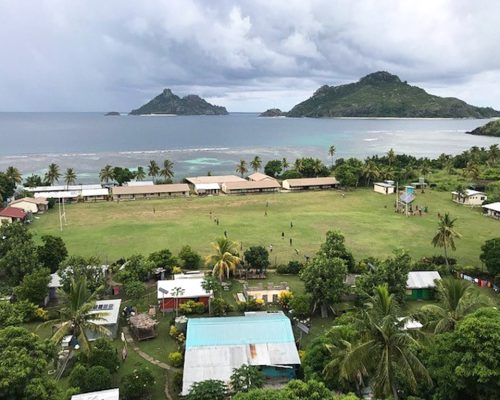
[269,244,273,252]
[282,231,285,239]
[290,221,293,228]
[290,237,293,246]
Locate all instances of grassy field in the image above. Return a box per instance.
[30,189,498,266]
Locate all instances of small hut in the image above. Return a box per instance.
[129,314,158,341]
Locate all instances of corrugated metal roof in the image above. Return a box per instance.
[112,183,189,195]
[483,202,500,212]
[222,180,280,191]
[81,188,109,196]
[248,172,276,182]
[283,177,339,187]
[407,271,441,289]
[157,278,212,299]
[71,388,119,400]
[194,183,220,190]
[186,175,246,185]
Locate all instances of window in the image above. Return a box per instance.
[272,294,278,303]
[262,294,268,303]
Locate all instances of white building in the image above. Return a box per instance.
[157,278,212,312]
[451,189,487,206]
[373,181,395,195]
[482,202,500,219]
[86,299,122,340]
[71,388,119,400]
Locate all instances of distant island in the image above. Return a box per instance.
[130,89,228,115]
[467,119,500,137]
[105,111,120,116]
[276,71,500,118]
[259,108,287,117]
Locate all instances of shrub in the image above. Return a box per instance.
[123,280,146,301]
[121,366,155,400]
[179,300,206,315]
[277,261,304,274]
[187,380,228,400]
[173,371,183,392]
[236,298,265,312]
[168,351,183,367]
[169,325,178,337]
[69,364,87,390]
[85,366,112,392]
[278,290,293,309]
[210,297,232,316]
[86,337,120,373]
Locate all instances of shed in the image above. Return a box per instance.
[406,271,441,300]
[482,202,500,219]
[86,299,122,340]
[71,388,119,400]
[129,313,158,341]
[282,177,339,191]
[157,278,212,312]
[0,207,27,223]
[373,181,395,195]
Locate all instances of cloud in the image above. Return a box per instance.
[0,0,499,111]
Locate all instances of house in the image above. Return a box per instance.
[86,299,122,340]
[111,183,190,200]
[71,388,119,400]
[10,197,49,213]
[406,271,441,300]
[482,202,500,219]
[373,181,395,195]
[192,183,221,195]
[182,312,301,395]
[157,278,212,312]
[81,188,109,202]
[221,180,281,195]
[186,175,246,195]
[244,282,290,303]
[451,189,487,206]
[247,172,277,182]
[282,177,339,191]
[0,207,27,223]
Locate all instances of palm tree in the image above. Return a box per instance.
[250,156,262,173]
[236,160,248,177]
[99,165,114,184]
[294,158,304,172]
[205,238,241,281]
[135,166,146,181]
[463,161,480,180]
[343,286,431,399]
[454,184,467,204]
[40,277,109,354]
[148,160,160,182]
[160,159,174,181]
[64,168,77,188]
[282,158,289,171]
[45,163,61,185]
[24,174,42,188]
[419,278,489,333]
[420,162,431,181]
[488,144,499,165]
[444,159,454,175]
[362,161,381,186]
[5,166,22,185]
[387,148,396,167]
[431,213,462,268]
[328,145,336,168]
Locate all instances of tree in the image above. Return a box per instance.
[301,256,347,318]
[160,159,174,180]
[37,235,68,272]
[202,275,222,298]
[148,160,160,181]
[233,388,289,400]
[230,364,264,393]
[24,174,43,188]
[123,280,146,301]
[70,364,112,393]
[99,164,114,183]
[264,159,283,178]
[121,366,156,400]
[454,184,467,203]
[318,231,355,272]
[343,286,431,400]
[328,145,336,168]
[45,163,61,185]
[0,172,16,200]
[285,379,335,400]
[178,245,202,270]
[464,161,480,180]
[387,148,396,166]
[187,380,228,400]
[431,213,461,268]
[361,161,380,186]
[14,267,51,305]
[206,238,241,281]
[419,278,489,333]
[295,157,329,177]
[244,246,270,274]
[480,238,500,275]
[135,166,146,181]
[488,143,499,165]
[148,248,177,276]
[118,254,154,283]
[64,168,77,188]
[236,159,248,177]
[112,166,135,185]
[5,166,22,185]
[250,156,262,172]
[85,337,120,373]
[282,158,289,171]
[59,256,104,293]
[289,294,311,319]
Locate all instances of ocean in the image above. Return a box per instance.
[0,112,498,182]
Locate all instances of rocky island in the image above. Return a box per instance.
[259,108,287,117]
[105,111,120,116]
[130,89,228,115]
[467,119,500,137]
[284,71,500,118]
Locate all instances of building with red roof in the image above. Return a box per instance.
[0,207,27,224]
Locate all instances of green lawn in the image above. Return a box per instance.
[30,189,498,266]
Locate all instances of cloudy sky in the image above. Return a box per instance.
[1,0,500,112]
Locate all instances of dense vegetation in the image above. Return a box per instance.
[467,118,500,137]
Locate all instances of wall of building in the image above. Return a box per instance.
[246,289,287,303]
[11,202,38,213]
[159,296,210,311]
[374,185,394,195]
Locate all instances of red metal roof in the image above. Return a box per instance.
[0,207,27,219]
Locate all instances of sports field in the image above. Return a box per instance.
[30,189,498,266]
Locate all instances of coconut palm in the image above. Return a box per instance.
[282,158,289,171]
[463,161,480,180]
[454,184,467,204]
[148,160,160,181]
[24,174,42,188]
[99,165,114,184]
[419,278,489,333]
[387,148,396,167]
[64,168,77,188]
[39,277,109,354]
[431,213,461,268]
[5,166,22,185]
[236,160,248,177]
[294,158,304,172]
[444,159,455,175]
[343,286,431,399]
[45,163,61,185]
[328,145,336,168]
[362,161,381,186]
[420,162,431,181]
[488,144,499,165]
[160,159,174,180]
[135,166,146,181]
[250,156,262,173]
[206,238,241,281]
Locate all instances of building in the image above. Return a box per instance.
[10,197,49,213]
[282,177,339,191]
[81,188,110,202]
[192,183,220,195]
[373,181,395,195]
[87,299,122,340]
[45,272,63,305]
[451,189,487,206]
[406,271,441,300]
[244,282,290,303]
[34,191,80,200]
[482,202,500,219]
[0,207,27,223]
[221,180,281,195]
[111,183,190,200]
[174,271,206,280]
[157,278,212,312]
[186,175,246,195]
[125,181,155,186]
[25,184,102,193]
[247,172,277,182]
[182,312,301,395]
[71,388,119,400]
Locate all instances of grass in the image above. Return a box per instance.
[30,189,498,266]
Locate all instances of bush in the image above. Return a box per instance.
[236,298,265,312]
[277,261,303,274]
[179,300,206,315]
[173,371,183,392]
[69,364,87,390]
[210,297,232,316]
[121,367,155,400]
[123,280,146,301]
[278,291,293,309]
[168,351,183,367]
[85,366,112,392]
[86,337,120,373]
[178,245,202,270]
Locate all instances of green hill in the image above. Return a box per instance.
[467,119,500,137]
[287,71,500,118]
[130,89,228,115]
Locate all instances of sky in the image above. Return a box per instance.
[0,0,500,112]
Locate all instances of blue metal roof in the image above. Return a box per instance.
[186,313,295,350]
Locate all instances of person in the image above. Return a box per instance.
[342,193,345,198]
[265,210,267,216]
[295,248,299,255]
[290,221,293,228]
[224,230,227,238]
[153,207,155,214]
[269,244,273,252]
[217,218,220,225]
[266,200,269,208]
[281,231,285,239]
[290,237,293,246]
